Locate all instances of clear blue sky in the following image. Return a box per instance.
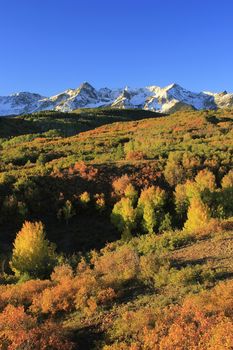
[1,0,233,96]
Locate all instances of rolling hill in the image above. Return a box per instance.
[0,107,232,349]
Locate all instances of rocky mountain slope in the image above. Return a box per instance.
[1,82,233,116]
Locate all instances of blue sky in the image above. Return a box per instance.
[0,0,233,96]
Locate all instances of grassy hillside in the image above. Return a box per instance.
[0,108,163,138]
[0,108,232,349]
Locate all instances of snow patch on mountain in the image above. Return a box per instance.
[0,92,45,116]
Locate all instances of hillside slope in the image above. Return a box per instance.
[0,108,163,138]
[0,108,232,249]
[0,108,232,349]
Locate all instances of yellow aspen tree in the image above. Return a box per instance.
[195,169,216,192]
[222,170,233,188]
[10,221,56,278]
[111,197,137,240]
[142,202,156,234]
[184,198,211,233]
[124,183,138,205]
[137,186,166,233]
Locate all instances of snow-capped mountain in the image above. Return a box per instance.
[0,82,233,116]
[0,92,45,116]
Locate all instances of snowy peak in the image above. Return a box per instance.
[0,82,233,116]
[0,92,45,116]
[164,82,182,91]
[79,81,96,91]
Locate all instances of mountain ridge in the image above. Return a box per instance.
[0,82,233,116]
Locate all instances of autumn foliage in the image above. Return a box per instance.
[10,221,56,278]
[0,305,73,350]
[104,280,233,350]
[0,109,232,348]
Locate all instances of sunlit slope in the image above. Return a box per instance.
[0,108,163,138]
[1,109,231,174]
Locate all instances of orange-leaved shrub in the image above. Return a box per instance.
[0,279,50,310]
[0,304,73,350]
[104,279,233,350]
[112,174,131,196]
[31,261,117,317]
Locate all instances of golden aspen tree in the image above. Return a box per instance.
[137,186,166,233]
[175,173,214,223]
[174,183,189,219]
[124,183,138,205]
[184,198,211,233]
[195,169,216,192]
[111,197,137,240]
[10,221,56,278]
[222,170,233,188]
[142,202,156,234]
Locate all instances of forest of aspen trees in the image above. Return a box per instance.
[0,107,232,349]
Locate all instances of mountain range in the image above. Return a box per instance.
[0,82,233,116]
